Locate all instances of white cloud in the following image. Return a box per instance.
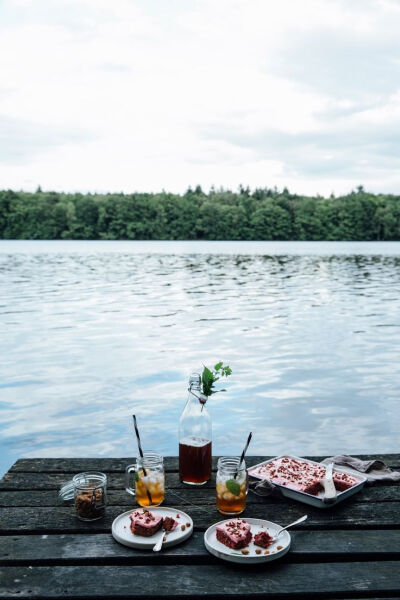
[0,0,399,195]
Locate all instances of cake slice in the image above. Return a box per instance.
[129,508,163,537]
[216,518,252,550]
[254,530,274,548]
[163,516,178,531]
[332,470,360,492]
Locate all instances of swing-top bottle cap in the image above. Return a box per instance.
[189,372,201,387]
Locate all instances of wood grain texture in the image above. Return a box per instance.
[1,530,400,566]
[1,456,399,600]
[2,470,399,496]
[1,500,400,534]
[1,562,400,598]
[0,472,204,490]
[1,484,399,507]
[9,455,400,473]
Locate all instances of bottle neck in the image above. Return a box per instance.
[187,371,207,406]
[188,372,201,392]
[180,375,212,441]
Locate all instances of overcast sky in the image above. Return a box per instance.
[1,0,400,196]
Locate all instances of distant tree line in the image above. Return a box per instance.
[0,186,399,240]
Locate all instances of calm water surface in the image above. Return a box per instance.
[1,241,400,476]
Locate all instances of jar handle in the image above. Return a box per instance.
[125,464,136,496]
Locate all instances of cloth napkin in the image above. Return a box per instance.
[249,455,400,497]
[249,477,280,497]
[321,455,400,483]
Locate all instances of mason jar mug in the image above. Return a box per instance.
[125,452,165,507]
[216,457,247,515]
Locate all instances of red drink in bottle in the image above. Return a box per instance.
[179,436,212,485]
[179,373,212,485]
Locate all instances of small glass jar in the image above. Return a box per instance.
[216,457,247,515]
[125,452,165,507]
[73,472,107,521]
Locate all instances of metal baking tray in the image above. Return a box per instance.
[248,455,367,509]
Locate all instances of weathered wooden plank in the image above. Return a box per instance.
[0,472,197,491]
[9,454,400,473]
[2,470,399,501]
[7,457,212,474]
[1,562,400,598]
[0,489,228,508]
[1,501,400,534]
[9,457,179,474]
[1,530,400,565]
[1,483,400,508]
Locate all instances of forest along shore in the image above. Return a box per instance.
[0,186,399,240]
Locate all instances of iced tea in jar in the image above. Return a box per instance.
[216,457,247,515]
[125,452,165,507]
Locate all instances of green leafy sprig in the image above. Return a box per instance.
[201,362,232,398]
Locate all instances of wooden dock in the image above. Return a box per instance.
[1,455,399,599]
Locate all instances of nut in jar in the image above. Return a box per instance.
[73,472,107,521]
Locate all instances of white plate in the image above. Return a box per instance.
[248,455,367,509]
[204,518,291,564]
[112,507,193,550]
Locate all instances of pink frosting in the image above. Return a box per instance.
[129,509,163,530]
[216,518,251,544]
[249,457,360,494]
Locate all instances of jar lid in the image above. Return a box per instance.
[58,472,107,501]
[59,479,74,501]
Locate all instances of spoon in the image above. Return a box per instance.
[270,514,308,543]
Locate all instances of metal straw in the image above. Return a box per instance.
[132,415,152,504]
[234,431,252,479]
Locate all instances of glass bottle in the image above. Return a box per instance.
[179,372,212,485]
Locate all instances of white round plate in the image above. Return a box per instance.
[204,518,291,564]
[112,507,193,550]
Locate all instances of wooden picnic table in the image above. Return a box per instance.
[0,454,399,599]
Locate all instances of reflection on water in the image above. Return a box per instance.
[1,241,400,476]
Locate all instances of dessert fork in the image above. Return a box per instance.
[153,528,169,552]
[270,514,308,543]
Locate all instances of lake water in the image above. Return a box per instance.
[1,240,400,477]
